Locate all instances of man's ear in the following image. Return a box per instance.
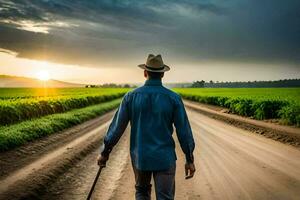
[144,70,148,78]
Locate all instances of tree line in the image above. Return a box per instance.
[85,83,136,88]
[190,79,300,88]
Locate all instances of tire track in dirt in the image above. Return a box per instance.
[0,110,115,178]
[0,112,115,200]
[39,129,130,200]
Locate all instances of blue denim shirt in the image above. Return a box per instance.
[101,79,195,171]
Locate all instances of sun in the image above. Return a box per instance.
[37,70,50,81]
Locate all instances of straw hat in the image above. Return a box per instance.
[138,54,170,72]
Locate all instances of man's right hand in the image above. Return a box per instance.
[185,163,196,179]
[97,155,109,167]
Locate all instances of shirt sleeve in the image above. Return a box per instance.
[173,97,195,163]
[100,94,130,157]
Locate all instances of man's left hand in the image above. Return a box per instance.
[185,163,196,179]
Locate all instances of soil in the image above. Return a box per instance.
[0,111,115,199]
[184,100,300,148]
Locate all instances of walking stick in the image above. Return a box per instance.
[86,166,104,200]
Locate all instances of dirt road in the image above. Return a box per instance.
[109,109,300,200]
[1,107,300,200]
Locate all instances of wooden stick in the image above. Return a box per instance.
[86,166,104,200]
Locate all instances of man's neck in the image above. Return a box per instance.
[147,78,162,81]
[144,78,162,86]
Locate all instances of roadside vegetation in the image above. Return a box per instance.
[0,88,130,99]
[0,88,129,125]
[0,99,121,151]
[0,88,130,151]
[174,88,300,126]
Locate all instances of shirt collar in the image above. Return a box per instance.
[144,79,162,86]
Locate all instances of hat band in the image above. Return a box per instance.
[146,65,164,71]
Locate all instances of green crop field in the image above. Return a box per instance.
[0,99,122,151]
[0,88,130,151]
[0,88,129,126]
[174,88,300,126]
[0,88,129,99]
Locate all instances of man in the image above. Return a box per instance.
[98,54,195,200]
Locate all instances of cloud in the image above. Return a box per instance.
[0,48,17,55]
[0,0,299,68]
[0,0,224,32]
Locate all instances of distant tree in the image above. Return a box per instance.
[191,80,205,88]
[187,79,300,88]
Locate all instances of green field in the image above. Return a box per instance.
[0,88,129,151]
[0,88,129,126]
[174,88,300,126]
[0,88,129,99]
[1,87,299,151]
[0,99,121,151]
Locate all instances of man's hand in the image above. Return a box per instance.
[185,163,196,179]
[97,155,109,167]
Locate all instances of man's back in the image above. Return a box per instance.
[128,79,182,170]
[102,78,194,171]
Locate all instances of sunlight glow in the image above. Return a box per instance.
[37,70,50,81]
[0,51,141,84]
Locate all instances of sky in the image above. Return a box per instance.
[0,0,299,84]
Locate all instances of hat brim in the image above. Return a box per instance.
[138,64,170,72]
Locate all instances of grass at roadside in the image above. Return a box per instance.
[0,99,121,152]
[174,88,300,126]
[0,88,130,99]
[0,88,129,126]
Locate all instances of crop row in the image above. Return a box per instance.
[0,92,126,126]
[177,92,300,126]
[0,88,130,99]
[0,99,121,151]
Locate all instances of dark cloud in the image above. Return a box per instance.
[0,0,299,67]
[0,0,223,30]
